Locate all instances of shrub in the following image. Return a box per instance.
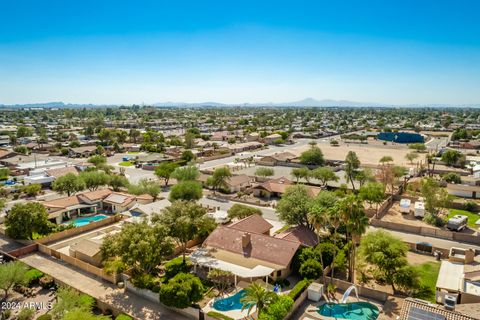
[39,275,54,289]
[259,295,294,320]
[131,273,160,292]
[1,309,12,319]
[299,259,323,280]
[272,278,290,288]
[25,268,44,285]
[463,201,478,212]
[37,314,52,320]
[423,212,446,227]
[288,279,311,300]
[115,315,133,320]
[206,311,234,320]
[164,257,191,280]
[17,308,35,320]
[159,273,204,308]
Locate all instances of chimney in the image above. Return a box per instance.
[242,232,251,248]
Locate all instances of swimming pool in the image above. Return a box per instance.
[318,302,379,320]
[212,290,246,311]
[68,215,108,227]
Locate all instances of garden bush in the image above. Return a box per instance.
[17,308,35,320]
[131,273,160,292]
[288,279,312,300]
[258,295,294,320]
[36,314,52,320]
[115,315,133,320]
[39,275,54,289]
[25,268,44,285]
[159,273,204,308]
[164,257,191,280]
[463,201,478,212]
[299,259,323,280]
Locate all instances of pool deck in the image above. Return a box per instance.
[202,289,257,320]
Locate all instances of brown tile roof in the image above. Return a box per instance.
[70,239,101,257]
[0,149,15,159]
[42,196,82,210]
[270,152,297,161]
[80,188,113,201]
[229,214,273,235]
[70,146,97,153]
[46,166,79,178]
[203,226,301,267]
[226,174,251,187]
[275,225,318,247]
[400,298,479,320]
[255,177,293,193]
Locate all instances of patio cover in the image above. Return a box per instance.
[190,248,275,278]
[436,260,464,291]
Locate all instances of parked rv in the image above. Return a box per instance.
[447,215,468,232]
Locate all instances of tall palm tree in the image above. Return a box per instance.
[345,197,369,283]
[240,283,276,316]
[327,205,342,285]
[308,191,336,285]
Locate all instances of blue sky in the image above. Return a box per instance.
[1,0,479,105]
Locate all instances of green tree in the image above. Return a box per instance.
[23,183,42,197]
[258,295,294,320]
[207,269,233,296]
[137,179,162,201]
[169,181,203,201]
[227,204,262,220]
[299,259,323,280]
[16,126,33,138]
[107,175,129,191]
[171,165,200,182]
[359,182,385,216]
[299,147,324,166]
[101,221,174,275]
[358,230,412,293]
[409,143,426,152]
[0,261,29,299]
[154,201,216,262]
[405,152,419,164]
[5,203,50,239]
[181,150,196,162]
[88,155,107,166]
[354,168,375,187]
[441,149,465,167]
[310,167,338,187]
[442,172,461,184]
[291,167,310,183]
[154,162,179,186]
[254,167,274,178]
[277,185,313,230]
[208,167,232,194]
[420,178,450,218]
[0,168,10,180]
[52,173,85,196]
[79,171,109,191]
[240,283,277,315]
[159,273,204,308]
[344,151,360,191]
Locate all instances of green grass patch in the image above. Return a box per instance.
[127,151,140,154]
[274,224,291,235]
[448,209,479,228]
[413,261,440,303]
[119,161,134,166]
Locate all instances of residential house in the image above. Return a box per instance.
[190,216,303,284]
[69,146,98,158]
[264,133,282,144]
[40,189,153,224]
[225,174,252,193]
[24,165,79,185]
[227,141,263,154]
[257,152,297,166]
[123,198,172,223]
[400,298,478,320]
[246,132,260,142]
[252,177,293,199]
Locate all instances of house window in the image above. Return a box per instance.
[276,270,282,277]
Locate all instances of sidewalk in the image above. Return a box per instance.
[20,253,186,320]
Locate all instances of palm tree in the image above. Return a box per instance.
[308,191,336,285]
[343,196,369,283]
[240,283,277,316]
[327,205,342,285]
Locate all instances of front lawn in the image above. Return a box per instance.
[119,161,134,166]
[413,261,440,303]
[448,209,479,228]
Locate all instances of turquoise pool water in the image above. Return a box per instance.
[212,290,246,311]
[318,302,379,320]
[69,215,108,227]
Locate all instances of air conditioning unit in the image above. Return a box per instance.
[444,294,457,311]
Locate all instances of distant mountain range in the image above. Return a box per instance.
[1,98,479,108]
